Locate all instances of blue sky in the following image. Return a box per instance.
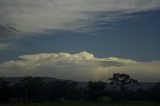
[0,0,160,81]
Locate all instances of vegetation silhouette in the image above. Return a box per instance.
[87,81,107,102]
[108,73,139,101]
[0,73,160,103]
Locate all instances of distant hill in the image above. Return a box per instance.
[0,77,58,85]
[0,77,156,90]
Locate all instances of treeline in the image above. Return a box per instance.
[0,73,160,103]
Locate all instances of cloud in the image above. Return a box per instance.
[0,51,160,82]
[0,24,17,38]
[0,0,160,36]
[0,43,16,51]
[0,24,16,32]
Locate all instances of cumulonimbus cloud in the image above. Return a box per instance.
[0,0,160,36]
[0,51,160,82]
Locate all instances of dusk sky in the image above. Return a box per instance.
[0,0,160,82]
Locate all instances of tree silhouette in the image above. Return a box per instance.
[46,80,80,101]
[87,81,107,102]
[63,81,82,101]
[149,82,160,102]
[0,79,12,102]
[109,73,139,100]
[109,73,138,90]
[1,75,160,103]
[14,76,46,102]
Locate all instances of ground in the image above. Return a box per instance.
[0,102,160,106]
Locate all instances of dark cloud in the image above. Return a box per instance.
[98,61,124,67]
[0,24,17,37]
[0,0,160,36]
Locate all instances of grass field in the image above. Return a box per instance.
[0,102,160,106]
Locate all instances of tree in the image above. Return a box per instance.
[87,81,107,102]
[46,80,80,101]
[63,81,82,101]
[108,73,139,101]
[14,76,46,102]
[0,78,12,102]
[148,82,160,102]
[46,80,67,101]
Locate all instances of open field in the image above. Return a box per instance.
[0,102,160,106]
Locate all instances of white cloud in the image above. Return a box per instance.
[0,51,160,82]
[0,0,160,35]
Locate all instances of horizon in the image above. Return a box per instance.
[0,76,159,83]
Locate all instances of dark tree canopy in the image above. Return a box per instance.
[87,81,107,102]
[14,76,46,102]
[109,73,139,91]
[0,74,160,103]
[0,79,12,102]
[108,73,139,101]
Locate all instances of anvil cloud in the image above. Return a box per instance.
[0,51,160,82]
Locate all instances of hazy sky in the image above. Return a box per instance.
[0,0,160,82]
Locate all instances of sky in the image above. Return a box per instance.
[0,0,160,82]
